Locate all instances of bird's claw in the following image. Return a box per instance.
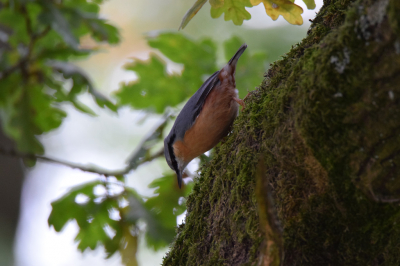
[234,97,246,110]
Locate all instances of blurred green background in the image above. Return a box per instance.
[0,0,322,265]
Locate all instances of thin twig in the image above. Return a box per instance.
[0,110,172,177]
[0,24,50,80]
[0,147,164,177]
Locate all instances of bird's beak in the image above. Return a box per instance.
[176,170,183,189]
[228,43,247,66]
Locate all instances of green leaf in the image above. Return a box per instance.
[0,0,120,156]
[37,0,120,51]
[48,181,101,232]
[30,86,66,132]
[143,175,193,250]
[145,175,191,227]
[210,0,252,25]
[0,9,29,47]
[124,192,152,223]
[89,22,120,44]
[89,86,118,112]
[120,225,138,266]
[210,4,225,18]
[38,0,80,50]
[115,32,217,113]
[62,6,120,45]
[70,100,97,116]
[75,196,120,252]
[116,54,185,113]
[104,221,123,257]
[26,2,46,34]
[50,61,117,112]
[0,74,66,154]
[147,32,217,80]
[209,0,225,8]
[224,0,252,25]
[49,181,122,252]
[75,214,109,251]
[66,0,100,13]
[302,0,316,9]
[122,190,173,250]
[179,0,207,30]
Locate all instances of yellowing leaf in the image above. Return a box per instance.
[180,0,309,28]
[251,0,303,25]
[179,0,207,30]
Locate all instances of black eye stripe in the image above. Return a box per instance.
[168,134,178,172]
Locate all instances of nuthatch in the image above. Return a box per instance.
[164,44,247,188]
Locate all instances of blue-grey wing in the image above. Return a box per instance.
[171,70,220,141]
[164,70,220,170]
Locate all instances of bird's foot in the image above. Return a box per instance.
[234,97,246,109]
[243,91,251,101]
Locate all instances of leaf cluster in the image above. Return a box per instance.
[180,0,317,29]
[48,177,192,260]
[0,0,119,156]
[116,32,268,112]
[116,33,217,113]
[42,109,195,264]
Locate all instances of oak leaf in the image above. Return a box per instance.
[250,0,303,25]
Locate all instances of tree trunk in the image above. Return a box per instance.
[0,128,24,266]
[163,0,400,265]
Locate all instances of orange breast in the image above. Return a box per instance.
[173,83,239,163]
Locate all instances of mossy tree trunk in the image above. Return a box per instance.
[163,0,400,265]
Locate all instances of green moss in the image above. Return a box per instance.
[163,0,400,265]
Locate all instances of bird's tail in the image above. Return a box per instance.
[228,43,247,67]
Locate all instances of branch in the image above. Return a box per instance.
[0,146,164,177]
[0,25,50,80]
[0,112,173,177]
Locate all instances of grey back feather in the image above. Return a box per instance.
[164,70,220,170]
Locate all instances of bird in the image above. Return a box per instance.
[164,44,247,188]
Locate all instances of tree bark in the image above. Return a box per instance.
[163,0,400,265]
[0,127,24,266]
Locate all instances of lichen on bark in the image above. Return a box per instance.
[163,0,400,265]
